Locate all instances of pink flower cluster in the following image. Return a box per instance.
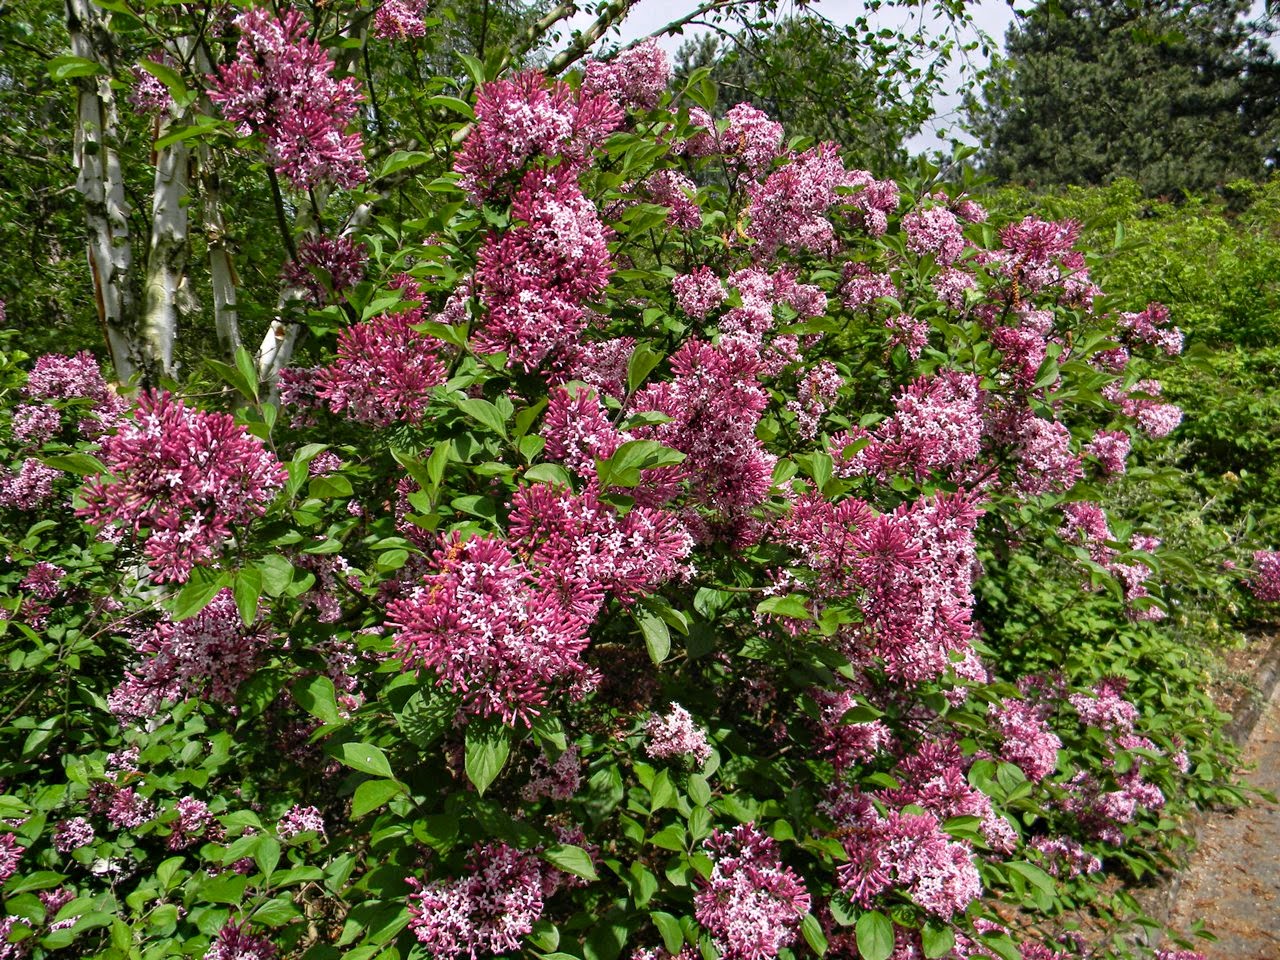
[1116,302,1183,356]
[23,350,127,434]
[314,310,447,426]
[1250,550,1280,603]
[277,804,325,839]
[373,0,428,39]
[833,370,983,482]
[673,267,726,318]
[387,533,594,724]
[205,922,277,960]
[20,562,65,599]
[208,8,366,189]
[53,817,94,853]
[282,235,367,305]
[521,745,582,803]
[406,842,545,958]
[1102,380,1183,438]
[475,168,613,371]
[831,793,981,919]
[584,40,672,111]
[79,391,287,582]
[747,142,851,256]
[903,204,967,265]
[990,698,1061,780]
[693,824,811,960]
[129,59,174,114]
[644,703,712,765]
[0,834,22,885]
[108,589,273,722]
[454,71,620,202]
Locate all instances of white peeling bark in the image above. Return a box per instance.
[140,118,188,378]
[67,0,139,384]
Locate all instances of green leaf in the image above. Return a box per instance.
[921,921,955,959]
[525,463,573,486]
[293,675,341,726]
[755,595,812,620]
[352,779,404,818]
[171,570,228,621]
[596,439,686,488]
[154,115,225,151]
[235,345,260,401]
[232,566,262,625]
[48,55,104,80]
[464,720,511,796]
[637,611,670,664]
[40,452,105,476]
[1007,860,1057,899]
[651,911,684,953]
[627,343,664,393]
[254,836,281,881]
[137,57,187,96]
[309,473,353,499]
[395,688,454,750]
[426,95,475,119]
[855,910,894,960]
[334,742,393,779]
[456,396,508,438]
[257,556,294,597]
[378,150,432,180]
[800,913,828,956]
[541,843,598,881]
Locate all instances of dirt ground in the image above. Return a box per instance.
[1164,639,1280,959]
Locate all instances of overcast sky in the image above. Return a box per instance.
[561,0,1024,154]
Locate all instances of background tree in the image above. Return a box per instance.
[675,10,990,172]
[969,0,1280,196]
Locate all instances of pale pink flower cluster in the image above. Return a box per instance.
[282,235,367,305]
[672,267,727,318]
[933,267,977,310]
[1013,415,1083,497]
[542,386,627,476]
[79,391,287,582]
[831,793,980,919]
[583,39,672,110]
[1068,679,1139,732]
[693,824,811,960]
[129,60,173,114]
[406,842,545,958]
[903,204,966,265]
[1116,302,1183,356]
[884,313,929,359]
[990,698,1061,780]
[209,8,366,189]
[747,142,850,255]
[373,0,428,39]
[554,337,634,400]
[786,360,842,438]
[277,804,325,839]
[23,351,127,433]
[1028,835,1102,878]
[838,262,897,311]
[833,370,983,481]
[719,103,786,176]
[11,404,61,445]
[1102,380,1182,438]
[52,817,94,853]
[1249,550,1280,603]
[108,589,273,722]
[454,71,620,201]
[521,745,582,803]
[644,703,712,765]
[888,740,1018,853]
[1084,429,1131,475]
[0,834,22,885]
[205,922,277,960]
[843,170,900,237]
[387,533,594,724]
[640,170,701,230]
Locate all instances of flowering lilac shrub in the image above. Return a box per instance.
[0,34,1252,960]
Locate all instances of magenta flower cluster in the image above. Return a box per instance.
[208,8,366,189]
[79,392,287,582]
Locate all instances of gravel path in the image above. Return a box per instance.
[1167,680,1280,959]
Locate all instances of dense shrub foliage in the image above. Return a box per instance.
[0,10,1270,960]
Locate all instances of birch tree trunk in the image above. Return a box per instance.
[66,0,140,384]
[140,116,188,378]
